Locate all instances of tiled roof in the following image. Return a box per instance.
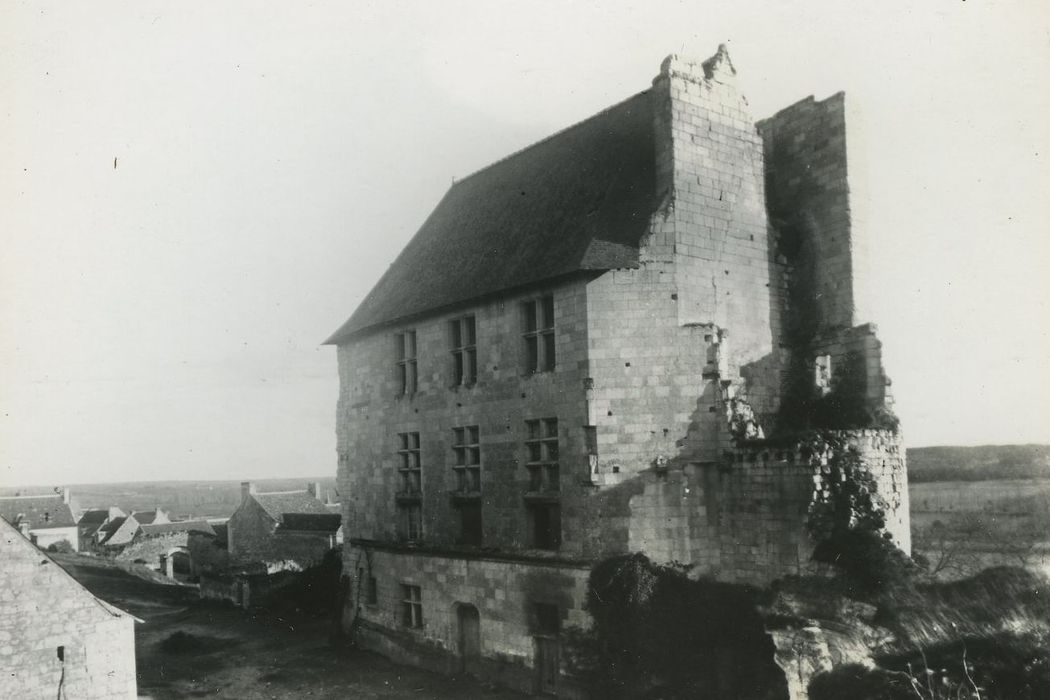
[131,509,167,525]
[78,509,111,525]
[325,90,657,343]
[100,516,139,546]
[253,490,330,523]
[0,494,77,529]
[278,513,342,533]
[138,521,215,537]
[99,515,127,537]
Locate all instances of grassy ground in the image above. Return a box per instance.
[53,554,527,699]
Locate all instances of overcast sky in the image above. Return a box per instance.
[2,1,1048,488]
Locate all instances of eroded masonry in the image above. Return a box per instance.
[326,46,908,696]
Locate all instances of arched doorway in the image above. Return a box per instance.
[454,603,481,675]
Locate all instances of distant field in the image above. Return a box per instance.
[910,478,1050,513]
[0,477,338,520]
[908,444,1050,482]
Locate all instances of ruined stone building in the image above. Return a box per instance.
[0,517,138,698]
[0,489,79,552]
[227,482,342,571]
[326,46,909,696]
[116,520,216,579]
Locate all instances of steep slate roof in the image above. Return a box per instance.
[0,494,77,530]
[100,515,140,546]
[325,90,658,344]
[138,521,215,537]
[253,490,330,523]
[279,513,342,533]
[99,515,127,540]
[78,509,111,525]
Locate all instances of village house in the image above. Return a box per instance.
[327,47,910,695]
[97,507,170,551]
[117,520,216,579]
[227,482,342,571]
[0,517,138,698]
[0,489,79,552]
[76,506,126,551]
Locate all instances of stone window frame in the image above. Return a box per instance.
[395,330,418,395]
[449,315,478,387]
[400,584,423,629]
[522,295,556,374]
[525,501,561,551]
[451,425,483,546]
[397,501,422,542]
[451,426,482,494]
[397,432,422,496]
[524,418,560,493]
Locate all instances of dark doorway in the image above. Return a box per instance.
[535,636,560,695]
[533,602,560,695]
[456,603,481,675]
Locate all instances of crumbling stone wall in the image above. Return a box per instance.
[0,522,137,699]
[626,430,909,585]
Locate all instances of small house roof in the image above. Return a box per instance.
[78,509,111,525]
[0,494,77,530]
[278,513,342,533]
[253,490,330,523]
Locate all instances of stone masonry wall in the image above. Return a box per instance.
[626,429,909,585]
[0,522,137,699]
[650,49,782,420]
[758,92,861,334]
[347,545,590,696]
[228,497,333,568]
[336,277,593,557]
[116,531,190,568]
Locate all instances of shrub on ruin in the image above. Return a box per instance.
[566,553,787,699]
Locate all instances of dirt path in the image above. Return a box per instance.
[55,554,527,699]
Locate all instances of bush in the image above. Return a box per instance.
[812,530,921,598]
[809,664,914,700]
[46,540,74,554]
[567,554,787,699]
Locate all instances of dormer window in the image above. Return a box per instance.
[523,296,555,374]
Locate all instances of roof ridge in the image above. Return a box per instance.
[255,489,310,496]
[451,89,652,187]
[0,493,63,500]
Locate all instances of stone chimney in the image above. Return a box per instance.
[649,45,775,413]
[307,482,322,502]
[62,488,70,504]
[240,481,257,503]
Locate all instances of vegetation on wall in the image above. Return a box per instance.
[800,431,916,596]
[564,553,787,700]
[778,351,899,433]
